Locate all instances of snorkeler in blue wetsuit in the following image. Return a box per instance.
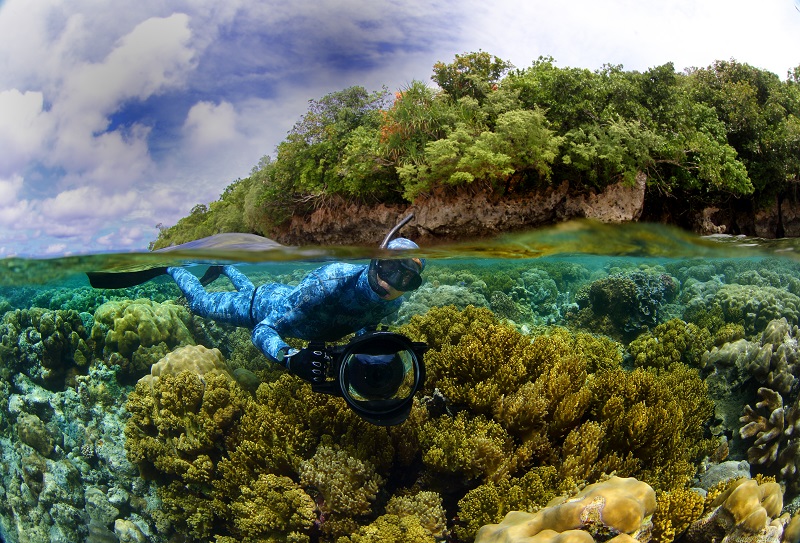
[165,215,427,425]
[168,235,424,366]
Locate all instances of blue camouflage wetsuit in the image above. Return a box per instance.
[167,263,404,364]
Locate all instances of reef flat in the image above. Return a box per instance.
[2,252,800,543]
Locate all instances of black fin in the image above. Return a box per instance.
[87,267,168,289]
[199,265,223,286]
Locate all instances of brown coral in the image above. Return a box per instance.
[683,478,785,543]
[739,388,800,491]
[474,476,657,543]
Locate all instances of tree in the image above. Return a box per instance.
[432,51,513,103]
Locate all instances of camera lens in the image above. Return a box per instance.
[342,350,415,401]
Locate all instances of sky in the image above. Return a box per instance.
[1,0,799,258]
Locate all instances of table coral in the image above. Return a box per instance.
[91,298,195,380]
[474,476,657,543]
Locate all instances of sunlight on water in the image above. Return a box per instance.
[1,220,796,287]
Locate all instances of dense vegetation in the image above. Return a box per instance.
[151,52,800,249]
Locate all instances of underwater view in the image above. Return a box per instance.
[2,220,800,543]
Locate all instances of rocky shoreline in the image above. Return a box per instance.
[270,177,800,246]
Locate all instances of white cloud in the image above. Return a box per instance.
[464,0,800,76]
[0,175,35,227]
[183,100,239,148]
[0,89,50,175]
[0,175,24,207]
[41,187,139,222]
[43,243,68,255]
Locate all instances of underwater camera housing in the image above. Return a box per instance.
[302,330,427,426]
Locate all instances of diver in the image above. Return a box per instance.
[88,214,428,425]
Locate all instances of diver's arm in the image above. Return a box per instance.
[251,319,292,365]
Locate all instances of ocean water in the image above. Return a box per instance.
[1,220,799,543]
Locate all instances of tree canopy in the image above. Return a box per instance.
[151,52,800,249]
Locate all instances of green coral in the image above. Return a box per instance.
[456,466,564,541]
[419,412,517,482]
[711,283,800,335]
[588,364,717,490]
[123,305,720,542]
[227,473,316,543]
[336,514,436,543]
[299,445,384,517]
[91,298,195,380]
[628,319,712,371]
[0,307,92,388]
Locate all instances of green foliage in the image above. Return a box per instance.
[431,51,514,103]
[151,52,800,247]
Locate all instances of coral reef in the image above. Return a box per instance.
[683,477,786,543]
[0,364,156,543]
[6,250,800,543]
[0,308,92,389]
[739,387,800,494]
[298,445,384,517]
[474,476,657,543]
[398,282,489,324]
[570,269,679,339]
[90,299,196,381]
[628,319,712,372]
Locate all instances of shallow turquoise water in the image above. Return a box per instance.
[1,220,800,543]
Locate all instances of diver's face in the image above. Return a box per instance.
[376,276,405,300]
[376,258,422,301]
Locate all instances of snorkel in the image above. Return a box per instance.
[367,213,421,297]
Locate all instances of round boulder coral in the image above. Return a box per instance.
[474,476,657,543]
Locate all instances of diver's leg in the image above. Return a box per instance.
[167,267,254,327]
[221,265,255,291]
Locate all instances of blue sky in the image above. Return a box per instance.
[1,0,799,257]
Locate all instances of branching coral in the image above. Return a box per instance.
[227,473,316,543]
[299,445,384,517]
[650,488,705,543]
[335,490,447,543]
[739,387,800,493]
[456,466,565,541]
[588,365,717,490]
[628,319,712,372]
[124,348,250,540]
[419,412,518,482]
[474,476,657,543]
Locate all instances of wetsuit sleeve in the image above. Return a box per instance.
[252,319,291,364]
[222,265,254,291]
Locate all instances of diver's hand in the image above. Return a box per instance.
[284,348,329,383]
